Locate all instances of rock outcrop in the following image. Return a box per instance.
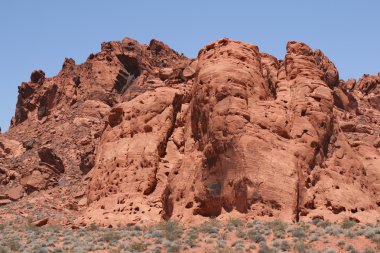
[0,37,379,227]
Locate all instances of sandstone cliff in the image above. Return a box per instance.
[0,37,379,226]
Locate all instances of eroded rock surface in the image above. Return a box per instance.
[0,37,379,227]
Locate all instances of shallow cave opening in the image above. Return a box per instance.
[116,55,141,77]
[114,55,141,93]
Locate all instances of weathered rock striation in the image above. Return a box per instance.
[0,37,379,226]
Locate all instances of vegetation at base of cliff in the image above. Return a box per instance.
[0,218,378,252]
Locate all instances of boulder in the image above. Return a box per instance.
[30,70,45,84]
[32,218,49,227]
[159,68,174,80]
[5,185,24,201]
[20,170,46,191]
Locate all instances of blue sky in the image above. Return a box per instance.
[1,1,379,131]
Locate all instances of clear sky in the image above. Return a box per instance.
[1,1,379,131]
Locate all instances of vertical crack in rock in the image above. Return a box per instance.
[157,93,183,158]
[146,93,183,196]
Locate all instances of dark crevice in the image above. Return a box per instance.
[162,187,173,220]
[157,94,184,219]
[114,54,141,93]
[116,55,141,77]
[157,93,183,158]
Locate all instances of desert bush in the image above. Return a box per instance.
[99,231,121,243]
[373,234,380,249]
[147,229,163,239]
[309,233,319,242]
[322,237,330,244]
[364,227,380,239]
[291,227,307,238]
[341,219,357,229]
[165,241,180,253]
[363,248,375,253]
[314,219,332,228]
[35,247,49,253]
[337,240,345,248]
[129,241,147,252]
[235,229,247,239]
[88,223,99,231]
[204,239,213,244]
[268,220,287,238]
[216,247,237,253]
[247,229,265,243]
[228,218,244,228]
[272,239,280,248]
[258,242,275,253]
[281,240,290,251]
[325,226,342,236]
[157,220,183,241]
[152,246,162,253]
[231,241,244,251]
[293,240,307,253]
[216,239,226,249]
[197,218,220,234]
[5,238,21,251]
[344,230,356,238]
[345,244,358,253]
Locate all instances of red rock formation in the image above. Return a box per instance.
[0,37,379,227]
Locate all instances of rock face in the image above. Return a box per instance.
[0,37,379,226]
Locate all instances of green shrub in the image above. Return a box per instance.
[228,218,244,228]
[129,241,147,252]
[35,248,49,253]
[346,244,358,253]
[197,218,220,234]
[337,240,345,248]
[183,236,198,249]
[247,229,265,243]
[314,219,332,228]
[364,227,380,239]
[5,238,21,251]
[363,248,375,253]
[235,229,247,239]
[293,240,307,253]
[88,223,99,231]
[166,241,180,253]
[157,220,183,241]
[291,227,307,238]
[216,239,226,249]
[280,240,290,251]
[100,231,121,243]
[341,219,357,229]
[258,242,275,253]
[322,237,330,243]
[344,230,356,238]
[272,239,280,248]
[309,234,319,242]
[268,220,287,238]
